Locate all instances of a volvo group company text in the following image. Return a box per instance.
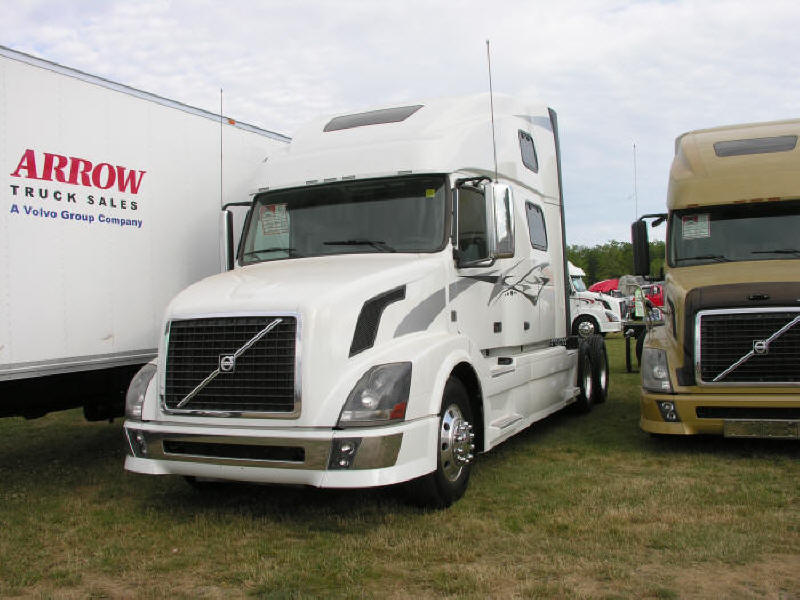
[8,204,143,229]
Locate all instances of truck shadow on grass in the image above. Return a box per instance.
[0,416,126,486]
[137,477,413,531]
[473,399,800,471]
[640,432,800,460]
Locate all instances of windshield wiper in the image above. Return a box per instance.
[674,254,730,263]
[323,239,396,252]
[752,249,800,256]
[242,247,302,257]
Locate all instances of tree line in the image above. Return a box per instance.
[567,240,665,284]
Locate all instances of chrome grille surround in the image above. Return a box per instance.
[160,312,301,418]
[695,307,800,386]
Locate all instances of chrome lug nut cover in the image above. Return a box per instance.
[440,403,475,482]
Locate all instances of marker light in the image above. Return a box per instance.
[125,363,157,420]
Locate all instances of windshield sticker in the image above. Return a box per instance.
[425,188,436,198]
[259,203,289,235]
[682,214,710,239]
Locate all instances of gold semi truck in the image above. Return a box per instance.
[633,118,800,438]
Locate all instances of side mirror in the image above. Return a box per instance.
[631,219,650,276]
[219,210,234,271]
[487,184,515,259]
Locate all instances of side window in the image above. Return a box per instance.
[519,130,538,173]
[458,187,488,262]
[526,201,547,250]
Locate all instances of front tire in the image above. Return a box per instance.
[407,377,475,508]
[573,314,598,337]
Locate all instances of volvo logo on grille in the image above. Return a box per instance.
[753,340,769,355]
[219,354,236,373]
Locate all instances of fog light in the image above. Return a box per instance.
[127,429,149,457]
[657,401,681,422]
[329,438,361,470]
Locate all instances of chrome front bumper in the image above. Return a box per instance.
[124,424,402,471]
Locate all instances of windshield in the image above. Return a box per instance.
[571,275,587,292]
[239,175,447,264]
[668,199,800,267]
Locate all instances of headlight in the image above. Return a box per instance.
[641,347,673,393]
[337,362,411,427]
[125,363,157,420]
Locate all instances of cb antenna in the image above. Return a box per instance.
[220,88,224,207]
[486,39,499,182]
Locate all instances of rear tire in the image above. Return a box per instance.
[406,377,475,508]
[587,334,609,404]
[570,341,594,413]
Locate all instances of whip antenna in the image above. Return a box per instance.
[486,39,499,182]
[220,88,223,207]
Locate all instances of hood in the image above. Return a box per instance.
[667,259,800,308]
[167,254,442,318]
[161,253,448,427]
[574,290,602,301]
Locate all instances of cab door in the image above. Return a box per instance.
[521,199,555,342]
[449,184,507,351]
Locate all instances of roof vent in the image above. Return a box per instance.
[324,105,423,132]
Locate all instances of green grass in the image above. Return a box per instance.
[1,336,798,599]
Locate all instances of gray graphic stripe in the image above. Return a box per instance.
[394,288,447,337]
[448,278,480,301]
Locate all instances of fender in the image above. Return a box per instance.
[321,329,486,426]
[349,329,488,448]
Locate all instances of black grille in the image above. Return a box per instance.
[699,312,800,383]
[696,407,800,420]
[164,316,297,413]
[163,440,304,462]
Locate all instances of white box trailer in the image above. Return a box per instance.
[0,46,289,420]
[123,94,610,507]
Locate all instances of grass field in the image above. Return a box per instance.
[1,335,798,599]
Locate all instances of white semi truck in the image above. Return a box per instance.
[123,94,609,506]
[0,45,289,420]
[568,262,624,336]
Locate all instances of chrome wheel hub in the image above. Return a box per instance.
[439,403,475,482]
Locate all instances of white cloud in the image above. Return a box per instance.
[4,0,798,244]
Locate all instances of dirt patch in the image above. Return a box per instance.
[5,573,246,600]
[648,555,800,600]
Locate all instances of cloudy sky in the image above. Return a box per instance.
[4,0,797,245]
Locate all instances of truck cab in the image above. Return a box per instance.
[123,95,608,505]
[568,262,623,336]
[634,119,800,438]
